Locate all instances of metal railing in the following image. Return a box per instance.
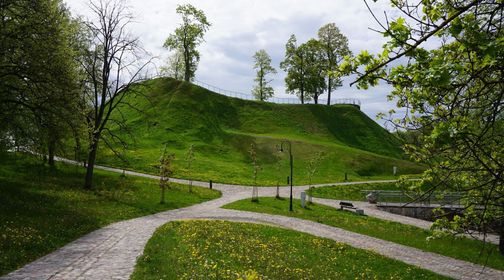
[360,190,465,207]
[193,80,361,108]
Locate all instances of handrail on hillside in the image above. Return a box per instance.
[192,80,361,108]
[360,190,466,207]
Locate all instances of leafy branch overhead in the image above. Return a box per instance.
[341,0,504,254]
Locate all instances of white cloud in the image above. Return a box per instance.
[65,0,406,127]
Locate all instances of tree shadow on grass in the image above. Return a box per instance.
[0,179,102,276]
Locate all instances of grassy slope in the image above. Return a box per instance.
[223,197,504,271]
[97,78,423,185]
[131,220,447,279]
[0,153,220,276]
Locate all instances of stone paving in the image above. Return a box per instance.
[2,163,503,280]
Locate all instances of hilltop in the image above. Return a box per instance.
[97,78,422,185]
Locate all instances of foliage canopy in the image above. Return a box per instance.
[342,0,504,252]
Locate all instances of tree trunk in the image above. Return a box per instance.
[327,78,332,106]
[84,138,99,190]
[48,137,56,167]
[74,136,81,162]
[500,233,504,255]
[500,222,504,255]
[184,47,191,82]
[314,94,318,104]
[160,185,166,204]
[184,61,190,82]
[301,89,304,104]
[260,74,264,101]
[184,67,190,82]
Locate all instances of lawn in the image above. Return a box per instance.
[0,153,221,276]
[223,197,504,271]
[131,220,448,280]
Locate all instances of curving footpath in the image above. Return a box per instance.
[2,164,503,280]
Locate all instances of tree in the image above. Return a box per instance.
[301,39,327,104]
[249,143,260,202]
[280,36,326,104]
[0,0,82,164]
[252,49,277,101]
[185,144,195,193]
[342,0,504,253]
[306,152,324,203]
[159,146,174,204]
[274,154,282,199]
[160,48,185,80]
[280,35,308,103]
[81,0,152,189]
[307,152,324,190]
[163,4,211,82]
[317,23,351,105]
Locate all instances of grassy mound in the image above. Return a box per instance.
[97,78,423,185]
[131,220,447,279]
[0,153,220,276]
[223,197,504,270]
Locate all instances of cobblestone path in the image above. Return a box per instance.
[2,163,503,280]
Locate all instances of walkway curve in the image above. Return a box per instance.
[90,161,499,245]
[2,163,503,280]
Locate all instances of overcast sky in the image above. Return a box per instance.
[65,0,405,127]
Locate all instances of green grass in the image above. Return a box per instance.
[223,197,504,271]
[131,220,448,280]
[0,153,220,276]
[91,78,424,185]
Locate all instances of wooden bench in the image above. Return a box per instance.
[340,201,365,215]
[339,201,356,210]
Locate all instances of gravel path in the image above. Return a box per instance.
[2,163,503,280]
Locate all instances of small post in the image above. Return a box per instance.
[276,183,280,199]
[252,186,259,202]
[301,192,306,208]
[344,173,348,181]
[209,180,213,189]
[393,166,397,176]
[160,185,166,204]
